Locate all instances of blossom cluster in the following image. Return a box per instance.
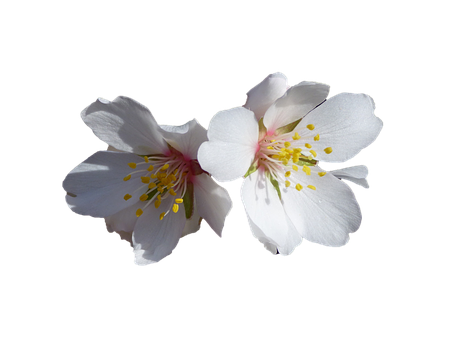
[63,73,382,264]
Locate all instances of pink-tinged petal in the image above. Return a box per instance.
[132,197,186,264]
[181,207,202,238]
[159,119,207,160]
[330,165,369,188]
[263,81,330,133]
[242,169,302,255]
[281,166,361,246]
[198,107,259,181]
[63,151,144,217]
[244,72,288,121]
[81,97,169,155]
[193,174,232,237]
[298,93,383,162]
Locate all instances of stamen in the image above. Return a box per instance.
[141,176,150,183]
[147,165,154,171]
[175,198,183,203]
[292,165,298,171]
[123,194,132,201]
[307,124,315,130]
[284,141,291,148]
[285,171,291,177]
[144,156,149,163]
[296,184,303,191]
[303,165,311,176]
[169,189,177,196]
[172,204,179,213]
[162,164,170,170]
[128,163,137,169]
[310,150,317,157]
[292,132,301,140]
[307,185,316,190]
[136,209,143,217]
[305,143,312,149]
[139,193,148,201]
[154,200,161,209]
[314,134,320,141]
[324,147,333,154]
[159,212,165,220]
[285,180,291,188]
[318,172,326,177]
[148,182,157,189]
[123,174,131,181]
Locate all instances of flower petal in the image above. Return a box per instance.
[132,197,186,264]
[181,207,202,238]
[263,81,330,133]
[105,201,142,233]
[330,165,369,188]
[242,169,302,255]
[298,93,383,162]
[63,151,144,217]
[193,174,232,237]
[198,107,259,181]
[159,119,207,159]
[281,166,361,246]
[246,214,278,255]
[81,97,169,155]
[244,72,288,121]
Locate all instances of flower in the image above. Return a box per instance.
[198,73,382,254]
[63,96,232,264]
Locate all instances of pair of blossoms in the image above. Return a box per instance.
[63,73,382,264]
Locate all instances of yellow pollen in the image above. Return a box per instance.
[123,194,132,201]
[173,169,179,175]
[128,163,136,169]
[296,184,303,191]
[159,212,165,220]
[172,204,179,213]
[147,165,154,171]
[285,180,291,188]
[292,165,298,171]
[305,143,312,149]
[294,148,302,153]
[267,146,274,150]
[307,185,316,190]
[151,174,157,179]
[307,124,315,130]
[141,176,150,183]
[123,174,131,181]
[270,139,276,142]
[310,150,317,157]
[148,182,157,189]
[139,193,148,201]
[285,171,291,177]
[157,187,164,193]
[144,156,149,163]
[166,183,174,189]
[154,200,161,209]
[162,164,170,170]
[314,134,320,141]
[324,147,333,154]
[170,174,176,181]
[318,172,326,177]
[157,195,162,201]
[136,209,143,217]
[303,165,311,176]
[175,198,183,204]
[284,141,291,148]
[282,159,289,166]
[169,189,177,196]
[292,132,301,140]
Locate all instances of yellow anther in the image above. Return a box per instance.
[292,165,298,171]
[182,172,187,176]
[314,134,320,141]
[157,195,162,201]
[170,174,176,181]
[157,186,164,193]
[123,174,131,181]
[272,155,280,159]
[292,132,301,140]
[305,143,312,149]
[284,141,291,148]
[308,156,313,160]
[293,156,299,163]
[303,165,311,176]
[307,124,315,130]
[267,146,274,150]
[148,182,156,189]
[144,156,149,163]
[285,180,291,188]
[169,189,177,196]
[294,148,302,153]
[282,159,289,166]
[141,176,150,183]
[270,139,276,142]
[324,147,333,154]
[285,171,291,177]
[296,183,303,191]
[175,198,183,204]
[318,172,326,177]
[151,174,157,179]
[162,164,170,170]
[310,150,317,157]
[136,209,143,217]
[154,200,161,209]
[307,185,316,190]
[139,193,148,201]
[123,194,132,201]
[172,204,179,213]
[159,212,165,220]
[128,163,136,169]
[147,165,154,171]
[173,169,179,175]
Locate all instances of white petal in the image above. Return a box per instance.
[198,107,259,181]
[181,207,202,238]
[159,119,207,159]
[281,166,362,246]
[193,174,232,237]
[132,197,186,264]
[63,151,144,217]
[246,214,278,255]
[105,201,142,233]
[298,93,383,162]
[263,81,330,133]
[330,165,369,188]
[244,72,288,121]
[242,169,302,254]
[81,97,169,155]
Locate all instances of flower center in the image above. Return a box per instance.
[122,152,191,220]
[254,124,332,191]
